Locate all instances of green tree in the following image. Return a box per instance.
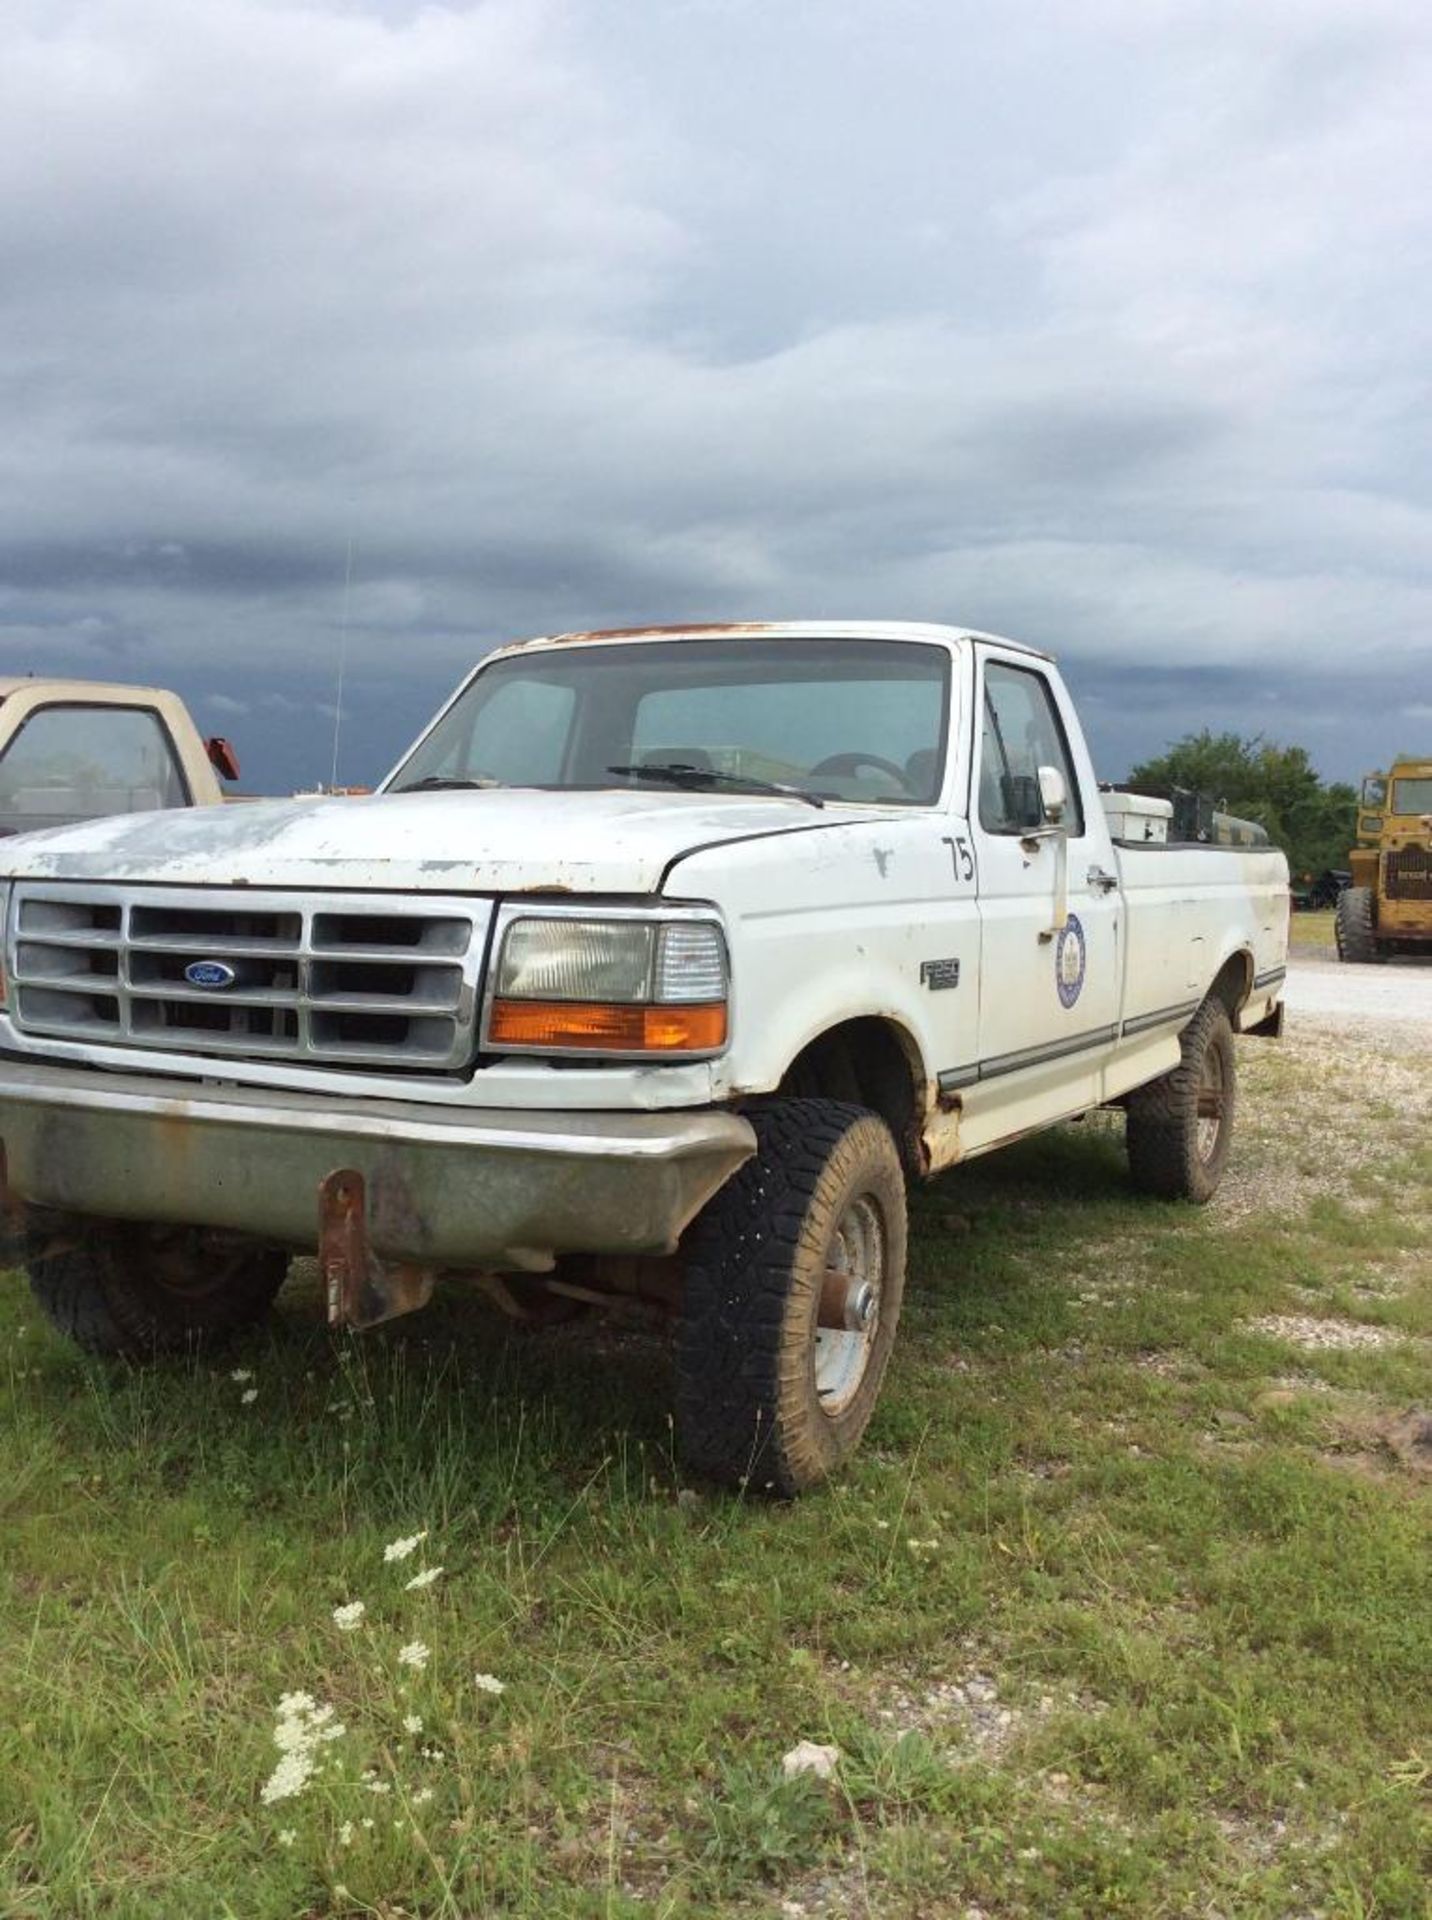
[1127,730,1357,876]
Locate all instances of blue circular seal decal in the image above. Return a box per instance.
[1055,913,1086,1009]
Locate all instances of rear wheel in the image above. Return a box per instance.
[24,1218,288,1357]
[1125,998,1236,1203]
[676,1099,906,1496]
[1335,886,1383,964]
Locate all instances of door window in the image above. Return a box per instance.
[0,704,188,836]
[977,663,1084,837]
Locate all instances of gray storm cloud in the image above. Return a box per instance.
[1,0,1429,789]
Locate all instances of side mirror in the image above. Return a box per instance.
[1037,764,1068,825]
[205,736,241,782]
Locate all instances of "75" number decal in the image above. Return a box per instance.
[941,835,974,883]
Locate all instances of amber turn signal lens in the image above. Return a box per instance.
[488,998,727,1053]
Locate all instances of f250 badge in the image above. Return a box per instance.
[1055,914,1086,1009]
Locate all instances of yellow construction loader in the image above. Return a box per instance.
[1337,758,1432,961]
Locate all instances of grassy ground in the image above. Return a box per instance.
[2,1022,1429,1920]
[1289,909,1335,952]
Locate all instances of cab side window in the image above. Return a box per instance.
[0,705,188,837]
[978,663,1084,837]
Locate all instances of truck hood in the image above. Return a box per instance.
[0,787,862,896]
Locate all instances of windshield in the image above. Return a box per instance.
[1391,777,1432,814]
[388,638,952,806]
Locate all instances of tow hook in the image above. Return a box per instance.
[318,1168,436,1331]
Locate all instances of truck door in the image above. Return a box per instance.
[956,652,1121,1146]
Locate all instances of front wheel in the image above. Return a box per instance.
[1335,886,1383,964]
[24,1218,288,1358]
[676,1100,907,1496]
[1125,998,1236,1203]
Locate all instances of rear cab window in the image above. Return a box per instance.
[0,704,189,837]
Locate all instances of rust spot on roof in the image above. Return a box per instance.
[545,623,776,645]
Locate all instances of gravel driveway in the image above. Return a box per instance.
[1283,950,1432,1046]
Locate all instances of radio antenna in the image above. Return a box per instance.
[329,536,354,790]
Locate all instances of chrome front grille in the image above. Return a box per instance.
[7,884,491,1070]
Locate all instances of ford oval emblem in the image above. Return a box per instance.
[185,959,238,990]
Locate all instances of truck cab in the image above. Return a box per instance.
[0,677,238,838]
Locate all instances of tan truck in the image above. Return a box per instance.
[1337,758,1432,961]
[0,677,239,839]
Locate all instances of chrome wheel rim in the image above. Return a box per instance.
[814,1194,884,1414]
[1196,1045,1226,1162]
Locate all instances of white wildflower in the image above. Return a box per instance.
[412,1786,435,1806]
[261,1694,345,1804]
[332,1600,366,1631]
[240,1387,258,1405]
[397,1640,430,1670]
[277,1829,296,1847]
[261,1750,315,1805]
[472,1672,505,1696]
[230,1368,253,1382]
[366,1779,393,1795]
[403,1714,423,1735]
[405,1566,444,1591]
[361,1817,375,1830]
[383,1531,428,1563]
[338,1820,355,1846]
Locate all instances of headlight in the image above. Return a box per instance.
[488,915,728,1056]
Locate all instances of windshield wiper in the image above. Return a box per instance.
[607,763,825,809]
[390,775,501,793]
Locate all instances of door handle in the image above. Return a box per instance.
[1086,864,1119,894]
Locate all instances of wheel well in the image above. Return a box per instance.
[777,1018,925,1176]
[1209,951,1252,1017]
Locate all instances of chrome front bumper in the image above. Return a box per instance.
[0,1057,756,1271]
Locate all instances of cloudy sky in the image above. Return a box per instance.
[3,0,1429,794]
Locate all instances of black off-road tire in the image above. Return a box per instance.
[1125,997,1237,1204]
[676,1099,907,1496]
[1335,886,1383,964]
[24,1218,288,1358]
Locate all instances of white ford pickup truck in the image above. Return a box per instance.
[0,622,1288,1492]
